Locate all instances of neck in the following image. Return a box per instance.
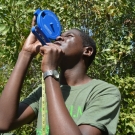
[59,62,91,86]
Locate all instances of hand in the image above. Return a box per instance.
[40,43,65,72]
[22,16,42,57]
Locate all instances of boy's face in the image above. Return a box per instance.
[54,29,84,60]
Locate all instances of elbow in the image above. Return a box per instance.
[0,122,12,132]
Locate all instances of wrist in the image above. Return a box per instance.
[17,51,33,66]
[42,66,58,73]
[13,51,33,73]
[43,70,59,80]
[19,50,34,60]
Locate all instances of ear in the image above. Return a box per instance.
[83,46,93,57]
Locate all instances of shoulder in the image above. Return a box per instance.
[29,84,42,96]
[21,84,42,102]
[87,79,121,99]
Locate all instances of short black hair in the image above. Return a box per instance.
[73,28,96,67]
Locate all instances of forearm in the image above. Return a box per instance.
[0,51,32,129]
[45,77,82,135]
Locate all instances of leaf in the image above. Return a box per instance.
[107,56,115,60]
[0,24,6,32]
[16,1,26,6]
[0,5,7,10]
[1,26,9,35]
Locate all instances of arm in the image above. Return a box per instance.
[45,77,104,135]
[0,50,34,131]
[8,103,36,131]
[40,44,104,135]
[0,17,42,131]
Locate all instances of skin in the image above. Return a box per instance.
[0,18,107,135]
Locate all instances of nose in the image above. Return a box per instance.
[56,36,64,41]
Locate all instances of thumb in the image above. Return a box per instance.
[25,32,37,45]
[31,16,36,27]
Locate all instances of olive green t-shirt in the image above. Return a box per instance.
[21,79,121,135]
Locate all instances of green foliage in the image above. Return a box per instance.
[0,0,135,134]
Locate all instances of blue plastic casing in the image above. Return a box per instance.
[31,9,62,45]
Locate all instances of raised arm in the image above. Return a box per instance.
[0,18,42,132]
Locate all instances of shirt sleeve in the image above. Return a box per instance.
[20,85,42,116]
[77,83,121,135]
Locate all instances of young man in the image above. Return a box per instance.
[0,18,121,135]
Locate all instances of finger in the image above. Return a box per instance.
[31,16,36,27]
[34,41,42,49]
[39,51,44,56]
[46,43,64,55]
[40,46,48,54]
[35,40,42,45]
[46,43,60,49]
[27,32,37,43]
[40,43,61,53]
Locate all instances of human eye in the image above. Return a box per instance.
[66,34,73,37]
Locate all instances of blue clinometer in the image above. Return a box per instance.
[31,9,62,45]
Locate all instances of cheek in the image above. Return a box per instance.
[61,39,83,56]
[65,46,83,57]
